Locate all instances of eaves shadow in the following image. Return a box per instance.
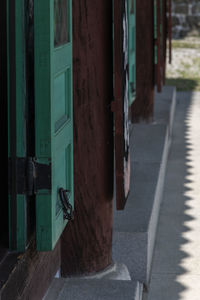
[148,91,200,299]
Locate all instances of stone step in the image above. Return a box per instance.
[113,86,176,286]
[44,278,143,300]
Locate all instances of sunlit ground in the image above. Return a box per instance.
[176,92,200,299]
[147,37,200,299]
[147,92,200,300]
[166,37,200,91]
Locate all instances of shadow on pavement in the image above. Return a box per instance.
[148,91,200,299]
[166,78,199,92]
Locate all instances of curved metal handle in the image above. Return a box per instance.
[59,188,74,220]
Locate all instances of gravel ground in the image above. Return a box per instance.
[166,37,200,91]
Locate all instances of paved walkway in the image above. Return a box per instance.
[147,92,200,299]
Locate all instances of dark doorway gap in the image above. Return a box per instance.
[25,0,36,241]
[0,0,36,253]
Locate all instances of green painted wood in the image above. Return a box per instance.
[15,0,27,251]
[7,0,27,251]
[35,0,74,251]
[128,0,136,105]
[15,2,26,158]
[7,0,10,248]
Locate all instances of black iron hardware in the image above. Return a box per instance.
[59,188,74,221]
[8,157,51,195]
[130,82,135,94]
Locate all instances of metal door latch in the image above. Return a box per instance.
[130,82,135,94]
[59,188,74,221]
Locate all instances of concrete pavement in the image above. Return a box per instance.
[147,92,200,300]
[44,86,176,300]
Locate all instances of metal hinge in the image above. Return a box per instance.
[8,157,51,195]
[130,82,135,95]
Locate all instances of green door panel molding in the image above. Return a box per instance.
[7,0,27,251]
[34,0,74,251]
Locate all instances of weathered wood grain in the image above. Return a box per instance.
[0,239,61,300]
[61,0,114,276]
[131,0,155,122]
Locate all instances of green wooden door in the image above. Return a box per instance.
[128,0,136,105]
[35,0,73,251]
[7,0,27,251]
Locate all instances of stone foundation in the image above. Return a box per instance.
[172,0,200,38]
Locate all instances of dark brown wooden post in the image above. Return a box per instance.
[168,0,172,64]
[131,0,155,123]
[162,0,167,83]
[61,0,114,276]
[156,0,162,92]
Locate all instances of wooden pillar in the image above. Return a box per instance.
[162,0,167,83]
[131,0,155,123]
[61,0,114,276]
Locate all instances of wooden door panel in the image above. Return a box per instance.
[35,0,73,251]
[128,0,136,105]
[7,0,27,251]
[113,0,131,210]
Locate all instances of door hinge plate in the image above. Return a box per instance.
[8,157,51,195]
